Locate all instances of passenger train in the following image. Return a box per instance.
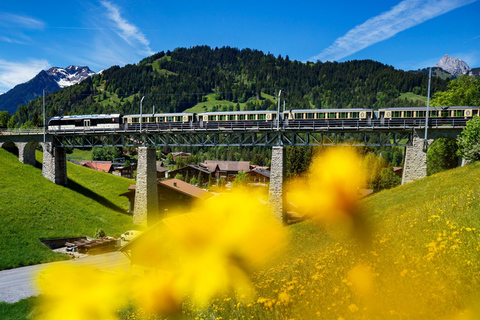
[47,106,480,132]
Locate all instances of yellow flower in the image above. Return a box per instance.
[35,264,128,320]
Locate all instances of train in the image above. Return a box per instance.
[47,106,480,132]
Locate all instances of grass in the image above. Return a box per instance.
[184,93,276,113]
[0,297,37,320]
[66,148,93,161]
[177,162,480,319]
[0,148,139,270]
[5,160,480,319]
[398,92,428,104]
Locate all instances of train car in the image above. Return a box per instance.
[283,108,373,121]
[379,106,480,120]
[197,110,278,122]
[48,114,122,132]
[123,113,196,130]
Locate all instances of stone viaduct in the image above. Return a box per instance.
[0,127,467,226]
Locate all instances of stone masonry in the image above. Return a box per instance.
[17,141,37,166]
[402,128,463,185]
[40,142,67,186]
[133,147,159,226]
[269,146,287,224]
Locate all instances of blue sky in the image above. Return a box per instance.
[0,0,479,94]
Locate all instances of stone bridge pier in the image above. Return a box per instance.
[40,142,67,186]
[133,147,159,226]
[269,146,287,224]
[402,128,464,185]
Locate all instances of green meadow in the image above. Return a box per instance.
[0,148,138,270]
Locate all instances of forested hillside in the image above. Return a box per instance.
[12,46,447,126]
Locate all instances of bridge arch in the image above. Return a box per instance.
[1,141,19,157]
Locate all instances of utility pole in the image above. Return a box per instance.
[424,67,432,151]
[140,96,145,132]
[277,89,282,130]
[43,89,46,142]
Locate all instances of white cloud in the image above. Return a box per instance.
[100,1,154,56]
[309,0,478,62]
[0,14,45,44]
[0,59,50,92]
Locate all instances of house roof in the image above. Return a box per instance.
[169,164,212,175]
[160,178,213,200]
[124,178,213,200]
[156,162,169,172]
[204,160,250,172]
[248,168,271,178]
[81,161,113,173]
[393,167,403,172]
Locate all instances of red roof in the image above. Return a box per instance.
[126,178,213,200]
[81,161,113,173]
[203,160,250,172]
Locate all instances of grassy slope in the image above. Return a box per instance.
[184,93,276,113]
[398,92,427,104]
[183,162,480,319]
[0,149,138,270]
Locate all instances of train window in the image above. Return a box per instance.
[339,112,347,119]
[441,111,449,117]
[328,113,336,119]
[175,116,182,122]
[404,111,412,117]
[219,115,226,121]
[158,117,165,122]
[429,111,437,117]
[295,113,303,119]
[149,117,155,122]
[208,115,216,121]
[248,114,256,120]
[238,115,246,120]
[258,114,266,120]
[75,120,83,127]
[416,111,425,117]
[316,113,325,119]
[351,112,359,118]
[466,110,471,116]
[306,113,314,119]
[392,111,401,118]
[229,115,236,120]
[454,110,464,117]
[167,117,173,122]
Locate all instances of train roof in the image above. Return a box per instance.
[197,110,278,115]
[284,108,372,113]
[49,114,121,120]
[126,113,196,117]
[378,106,480,111]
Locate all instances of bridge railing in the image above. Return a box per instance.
[0,128,44,135]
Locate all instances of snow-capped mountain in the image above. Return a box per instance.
[435,54,471,76]
[46,65,96,88]
[0,66,96,114]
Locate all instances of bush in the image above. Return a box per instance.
[427,138,458,175]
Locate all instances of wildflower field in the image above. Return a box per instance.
[3,149,480,320]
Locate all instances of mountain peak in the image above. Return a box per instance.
[434,54,471,76]
[46,66,96,88]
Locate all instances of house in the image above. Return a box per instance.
[246,168,270,183]
[80,161,113,173]
[168,164,213,185]
[113,163,137,179]
[120,178,213,216]
[156,161,169,180]
[202,160,251,181]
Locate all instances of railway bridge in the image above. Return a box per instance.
[0,121,466,225]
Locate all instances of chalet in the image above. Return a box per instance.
[202,160,250,181]
[120,178,213,216]
[113,163,137,179]
[156,161,169,180]
[168,164,212,185]
[246,168,270,183]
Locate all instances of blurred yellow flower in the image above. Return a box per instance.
[35,264,128,320]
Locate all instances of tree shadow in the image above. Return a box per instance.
[67,178,130,215]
